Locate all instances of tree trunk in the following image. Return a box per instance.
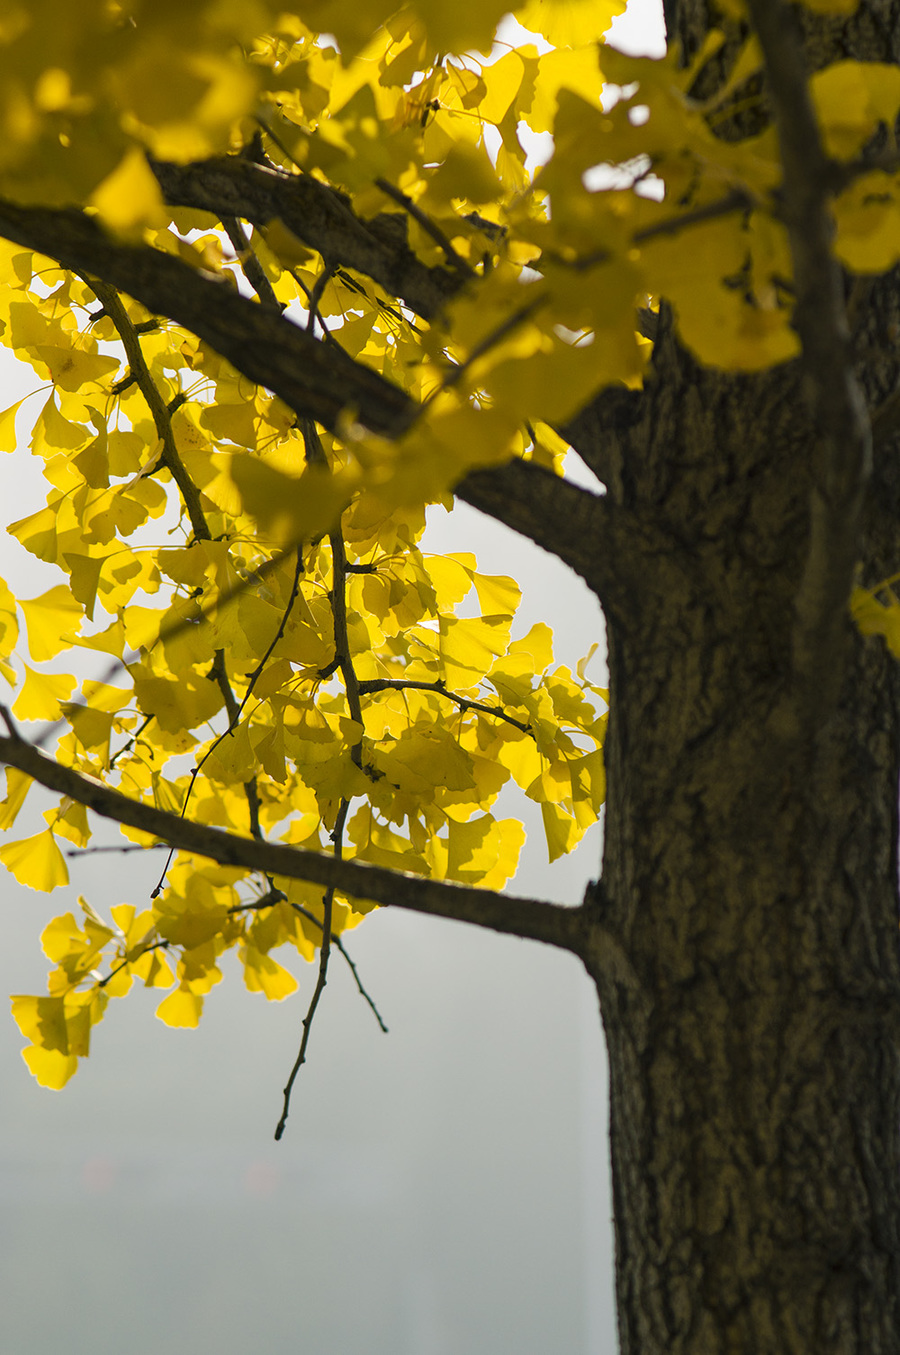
[587,5,900,1341]
[591,313,900,1350]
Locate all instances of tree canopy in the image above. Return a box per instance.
[0,0,898,1135]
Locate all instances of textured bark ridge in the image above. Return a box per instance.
[584,3,900,1350]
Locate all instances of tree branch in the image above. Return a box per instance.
[456,458,620,600]
[557,385,647,488]
[0,729,588,957]
[151,154,462,321]
[88,278,212,540]
[0,198,415,438]
[87,277,270,857]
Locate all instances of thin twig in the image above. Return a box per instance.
[427,297,546,407]
[550,188,756,274]
[65,843,169,856]
[230,892,388,1033]
[109,713,155,769]
[272,421,382,1136]
[357,677,531,734]
[221,215,284,312]
[81,280,254,819]
[633,188,756,245]
[150,550,304,896]
[301,419,365,766]
[98,939,170,989]
[374,177,475,277]
[30,543,304,752]
[306,262,337,334]
[290,265,341,347]
[275,796,350,1140]
[85,282,268,884]
[324,925,389,1032]
[236,549,305,724]
[85,278,211,542]
[1,704,20,738]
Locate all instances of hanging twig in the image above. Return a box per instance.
[274,796,351,1140]
[230,892,388,1033]
[274,422,373,1137]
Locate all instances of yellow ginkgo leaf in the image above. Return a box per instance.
[20,585,82,661]
[409,0,512,60]
[508,623,554,672]
[133,949,175,989]
[11,994,68,1052]
[540,799,580,862]
[833,171,900,274]
[12,665,76,722]
[0,572,18,661]
[0,396,25,451]
[472,572,522,616]
[156,985,204,1028]
[241,945,299,1000]
[21,1044,79,1090]
[263,218,315,269]
[62,553,105,620]
[33,343,120,393]
[811,62,900,159]
[851,585,900,657]
[0,829,70,892]
[440,613,511,685]
[88,146,168,237]
[0,766,32,832]
[516,0,625,46]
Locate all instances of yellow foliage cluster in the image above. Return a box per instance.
[0,236,608,1085]
[0,0,894,1085]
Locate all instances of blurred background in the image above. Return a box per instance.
[1,2,664,1351]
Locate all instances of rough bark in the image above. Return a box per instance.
[583,2,900,1350]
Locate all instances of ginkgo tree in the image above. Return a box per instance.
[2,0,900,1349]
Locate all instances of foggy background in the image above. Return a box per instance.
[1,2,663,1352]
